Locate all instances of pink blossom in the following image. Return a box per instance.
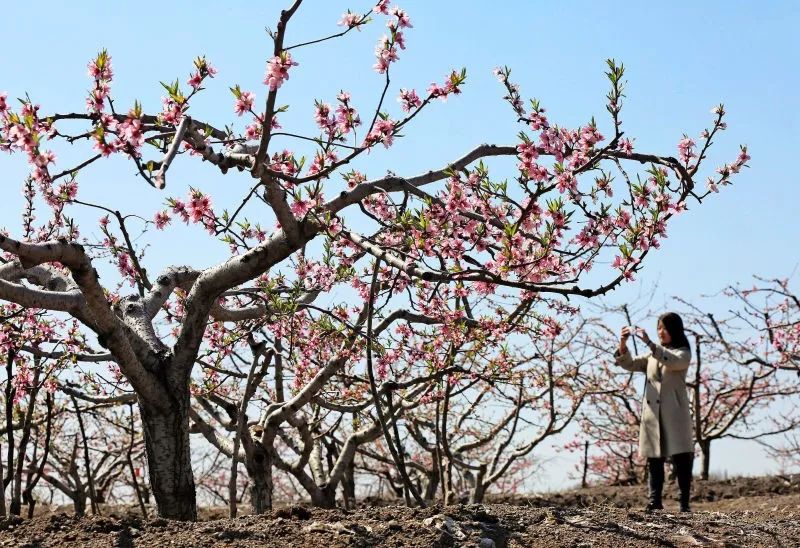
[269,150,298,176]
[33,150,57,168]
[364,118,397,148]
[398,88,421,112]
[20,102,39,118]
[668,200,687,215]
[8,125,32,149]
[93,138,117,157]
[187,71,203,90]
[154,210,171,229]
[333,93,360,134]
[308,149,338,176]
[87,52,113,81]
[0,92,7,115]
[245,121,262,141]
[171,199,190,223]
[335,103,360,134]
[394,30,406,50]
[314,102,337,135]
[344,170,367,189]
[187,192,213,223]
[12,366,33,405]
[56,180,78,202]
[291,198,312,218]
[117,252,137,283]
[677,137,696,164]
[373,36,398,74]
[338,11,361,28]
[425,70,465,102]
[160,97,183,126]
[528,111,548,131]
[555,172,577,194]
[374,0,390,14]
[234,91,255,116]
[618,138,634,156]
[427,82,445,98]
[264,52,298,92]
[613,209,632,229]
[117,117,144,149]
[188,57,217,89]
[390,6,412,28]
[578,125,604,148]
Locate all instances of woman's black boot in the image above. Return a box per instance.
[645,458,665,511]
[674,453,694,512]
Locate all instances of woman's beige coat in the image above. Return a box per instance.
[615,343,694,458]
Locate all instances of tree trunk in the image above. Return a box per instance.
[0,440,5,517]
[307,486,335,508]
[11,365,41,516]
[423,468,439,502]
[246,441,273,514]
[342,457,356,510]
[139,391,197,521]
[24,492,36,519]
[71,394,100,516]
[581,441,589,488]
[4,349,16,515]
[700,439,711,481]
[126,404,148,518]
[470,465,487,504]
[74,489,86,518]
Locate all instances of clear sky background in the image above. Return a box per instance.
[1,1,799,491]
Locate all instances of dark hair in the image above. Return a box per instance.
[658,312,691,349]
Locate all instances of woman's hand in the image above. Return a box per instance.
[619,326,632,355]
[635,327,652,345]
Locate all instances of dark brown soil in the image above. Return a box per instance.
[2,475,799,547]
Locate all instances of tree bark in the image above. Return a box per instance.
[582,441,589,488]
[423,468,439,502]
[342,457,356,510]
[139,389,197,521]
[4,349,16,504]
[11,365,41,516]
[470,464,487,504]
[73,489,87,518]
[24,392,54,519]
[126,404,148,518]
[246,440,273,514]
[700,439,711,481]
[71,394,100,516]
[309,488,336,508]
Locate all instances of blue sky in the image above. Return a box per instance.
[1,1,799,489]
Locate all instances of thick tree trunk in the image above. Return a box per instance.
[139,391,196,521]
[74,489,86,518]
[292,468,335,508]
[246,442,273,514]
[470,484,486,504]
[700,439,711,481]
[309,483,336,509]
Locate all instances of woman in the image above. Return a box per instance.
[615,312,694,512]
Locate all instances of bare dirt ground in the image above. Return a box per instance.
[2,475,799,547]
